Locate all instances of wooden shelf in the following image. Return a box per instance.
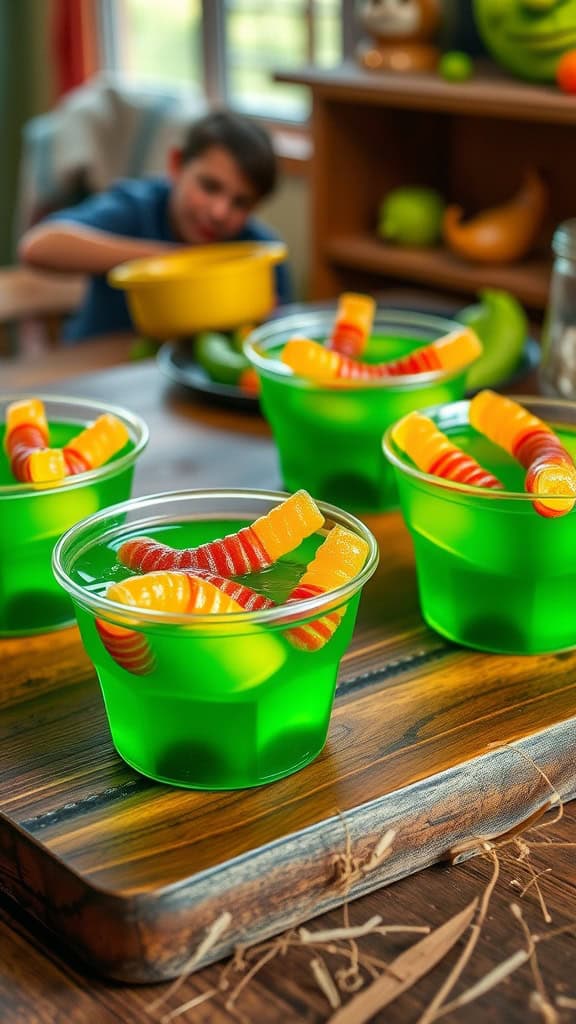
[325,235,552,309]
[277,61,576,126]
[276,61,575,306]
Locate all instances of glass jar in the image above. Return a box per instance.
[540,220,576,398]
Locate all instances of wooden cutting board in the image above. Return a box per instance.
[1,361,575,983]
[2,516,574,985]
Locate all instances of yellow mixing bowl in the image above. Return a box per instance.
[108,240,287,338]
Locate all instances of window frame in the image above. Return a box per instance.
[100,0,359,127]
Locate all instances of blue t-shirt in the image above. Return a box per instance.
[45,178,293,342]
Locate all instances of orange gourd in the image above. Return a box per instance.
[442,169,548,264]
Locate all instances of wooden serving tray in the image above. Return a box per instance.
[1,363,575,984]
[1,507,575,983]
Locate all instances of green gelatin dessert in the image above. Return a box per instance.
[0,396,147,636]
[53,490,378,789]
[384,397,576,655]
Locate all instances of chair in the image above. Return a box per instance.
[0,266,86,355]
[17,72,204,237]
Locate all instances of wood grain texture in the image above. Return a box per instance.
[325,236,551,309]
[1,801,575,1023]
[1,360,575,984]
[276,61,576,126]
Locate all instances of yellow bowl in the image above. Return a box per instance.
[108,240,287,338]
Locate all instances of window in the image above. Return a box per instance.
[102,0,203,99]
[101,0,356,122]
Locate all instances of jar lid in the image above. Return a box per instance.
[552,219,576,260]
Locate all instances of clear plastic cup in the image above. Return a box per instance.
[0,394,148,636]
[53,489,379,790]
[245,309,474,513]
[383,396,576,654]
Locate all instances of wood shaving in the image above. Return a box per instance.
[225,943,282,1011]
[429,948,530,1018]
[310,956,342,1009]
[147,910,231,1013]
[325,899,478,1024]
[299,916,383,943]
[511,902,555,1020]
[417,847,499,1024]
[332,826,396,889]
[160,988,217,1023]
[511,867,552,899]
[335,963,366,993]
[529,991,561,1024]
[149,747,572,1023]
[513,852,552,924]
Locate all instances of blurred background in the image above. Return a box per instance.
[0,0,483,298]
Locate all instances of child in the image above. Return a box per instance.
[19,110,292,342]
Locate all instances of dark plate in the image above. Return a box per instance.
[157,342,260,412]
[466,334,541,396]
[156,315,541,410]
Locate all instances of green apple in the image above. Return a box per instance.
[473,0,576,82]
[378,187,445,247]
[457,288,528,390]
[439,51,474,82]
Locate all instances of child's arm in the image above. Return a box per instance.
[19,221,177,275]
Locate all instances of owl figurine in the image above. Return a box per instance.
[358,0,441,72]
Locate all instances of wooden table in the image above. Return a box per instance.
[0,342,575,1023]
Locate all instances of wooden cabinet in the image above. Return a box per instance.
[277,63,576,313]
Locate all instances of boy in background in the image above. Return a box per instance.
[19,110,292,342]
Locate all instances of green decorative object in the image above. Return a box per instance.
[439,50,474,81]
[378,187,446,247]
[458,288,528,389]
[129,338,160,361]
[195,331,250,386]
[473,0,576,83]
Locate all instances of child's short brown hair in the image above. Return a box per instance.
[180,110,277,199]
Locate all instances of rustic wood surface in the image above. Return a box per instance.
[0,344,575,1020]
[275,61,576,125]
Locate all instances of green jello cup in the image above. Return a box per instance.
[52,489,379,790]
[0,395,148,636]
[245,309,474,513]
[383,397,576,654]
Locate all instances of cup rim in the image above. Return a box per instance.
[244,308,474,390]
[108,241,287,289]
[0,394,149,497]
[383,395,576,504]
[52,487,380,627]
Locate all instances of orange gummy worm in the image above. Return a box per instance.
[286,525,369,651]
[4,399,66,483]
[95,619,156,675]
[64,414,130,472]
[4,401,129,483]
[469,390,576,517]
[95,573,252,675]
[392,411,503,489]
[327,292,376,357]
[107,572,245,615]
[118,490,325,576]
[281,328,481,383]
